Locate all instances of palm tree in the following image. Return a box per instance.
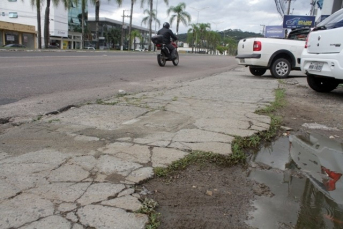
[167,2,191,35]
[187,23,198,53]
[206,31,221,54]
[130,30,142,50]
[141,0,169,51]
[93,0,122,49]
[128,0,137,51]
[141,9,160,31]
[30,0,42,49]
[198,23,211,51]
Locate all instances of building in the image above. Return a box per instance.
[312,0,343,23]
[87,17,151,50]
[1,0,151,50]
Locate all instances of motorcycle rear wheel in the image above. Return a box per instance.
[172,51,179,66]
[157,54,166,67]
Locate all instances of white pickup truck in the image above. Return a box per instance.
[235,28,310,78]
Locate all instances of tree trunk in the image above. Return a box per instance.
[81,0,85,49]
[95,0,100,49]
[36,1,42,49]
[128,0,134,51]
[44,0,51,49]
[148,0,153,51]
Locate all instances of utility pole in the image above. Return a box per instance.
[120,10,130,51]
[260,24,265,35]
[286,0,294,15]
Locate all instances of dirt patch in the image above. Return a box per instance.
[141,79,343,228]
[276,79,343,143]
[143,164,257,229]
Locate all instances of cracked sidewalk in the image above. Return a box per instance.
[0,67,278,229]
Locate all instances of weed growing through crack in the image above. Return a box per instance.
[48,119,60,123]
[137,198,160,229]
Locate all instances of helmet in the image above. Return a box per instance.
[163,22,170,29]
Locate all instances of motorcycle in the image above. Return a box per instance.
[151,35,179,67]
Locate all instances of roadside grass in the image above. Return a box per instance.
[137,198,160,229]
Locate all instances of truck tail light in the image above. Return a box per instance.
[253,41,262,51]
[305,33,310,48]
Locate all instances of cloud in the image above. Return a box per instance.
[88,0,311,34]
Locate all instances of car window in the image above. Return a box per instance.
[317,8,343,29]
[287,29,310,40]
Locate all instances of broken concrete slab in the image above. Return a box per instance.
[97,155,143,176]
[77,183,125,206]
[102,195,143,212]
[152,147,188,168]
[44,105,149,130]
[0,194,54,229]
[21,215,71,229]
[126,167,154,183]
[77,205,148,229]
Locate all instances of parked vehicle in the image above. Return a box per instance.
[301,9,343,92]
[235,28,310,78]
[151,35,179,67]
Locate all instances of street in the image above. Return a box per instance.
[0,51,237,120]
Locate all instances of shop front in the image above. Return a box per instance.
[0,21,36,48]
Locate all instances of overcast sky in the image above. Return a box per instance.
[88,0,312,34]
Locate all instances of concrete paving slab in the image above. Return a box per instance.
[101,195,143,211]
[77,205,148,229]
[28,183,90,202]
[126,167,154,183]
[21,215,71,229]
[152,147,189,168]
[77,183,125,206]
[47,164,90,182]
[0,194,54,228]
[100,143,151,164]
[97,155,143,176]
[44,105,149,130]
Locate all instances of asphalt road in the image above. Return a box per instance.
[0,50,238,119]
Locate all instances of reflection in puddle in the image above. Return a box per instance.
[246,133,343,229]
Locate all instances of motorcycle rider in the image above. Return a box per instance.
[157,22,178,60]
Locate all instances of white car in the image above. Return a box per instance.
[301,9,343,92]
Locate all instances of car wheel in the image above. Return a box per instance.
[307,74,339,93]
[271,58,291,78]
[249,67,267,76]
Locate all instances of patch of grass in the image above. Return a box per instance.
[256,88,286,114]
[48,119,60,123]
[172,96,178,101]
[137,198,160,229]
[96,99,118,105]
[33,115,43,122]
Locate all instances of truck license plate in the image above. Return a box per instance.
[309,62,324,72]
[240,59,245,64]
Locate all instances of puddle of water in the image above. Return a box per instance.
[247,133,343,229]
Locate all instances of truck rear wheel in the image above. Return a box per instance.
[249,67,267,76]
[307,74,339,93]
[271,58,291,78]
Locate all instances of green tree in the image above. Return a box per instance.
[141,9,160,31]
[187,23,198,53]
[206,30,221,54]
[167,2,191,35]
[198,23,211,51]
[130,30,142,50]
[30,0,42,48]
[128,0,137,50]
[141,0,169,51]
